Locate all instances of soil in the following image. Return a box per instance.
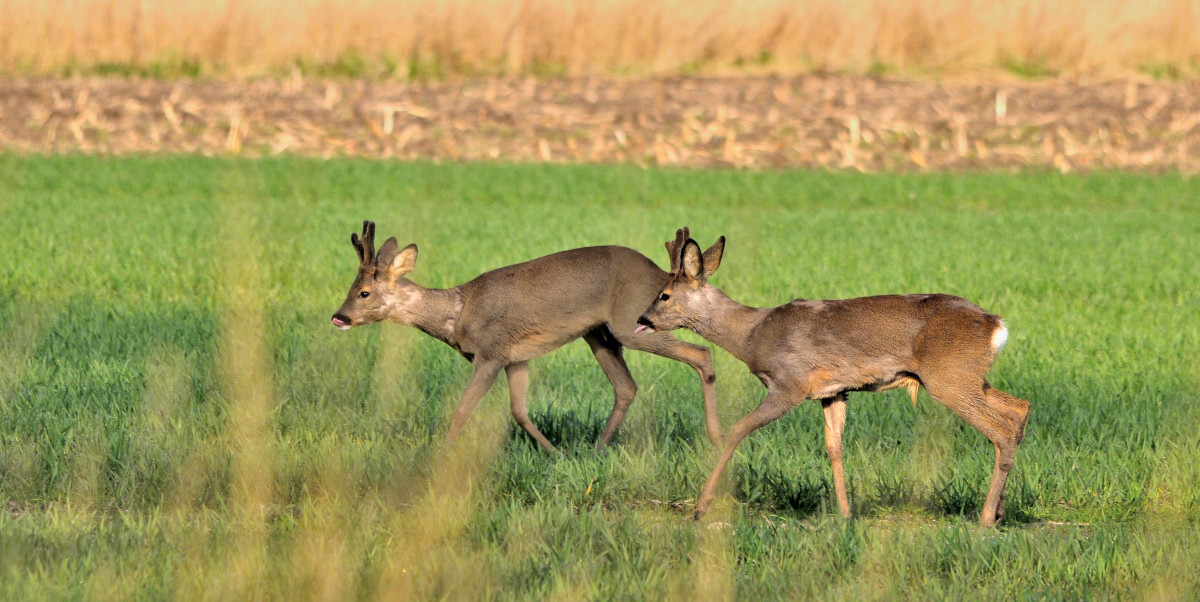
[4,75,1200,172]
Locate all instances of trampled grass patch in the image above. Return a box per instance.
[0,155,1197,598]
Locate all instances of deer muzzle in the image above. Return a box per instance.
[331,313,353,330]
[634,315,655,334]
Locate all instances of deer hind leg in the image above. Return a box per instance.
[584,327,639,451]
[505,361,557,454]
[621,328,722,447]
[984,384,1031,523]
[821,394,851,518]
[986,385,1031,446]
[921,373,1025,527]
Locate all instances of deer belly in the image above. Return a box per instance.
[805,369,848,399]
[806,367,915,399]
[508,330,581,361]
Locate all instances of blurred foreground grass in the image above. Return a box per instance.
[0,155,1198,598]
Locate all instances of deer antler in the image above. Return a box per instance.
[665,226,690,273]
[350,220,378,273]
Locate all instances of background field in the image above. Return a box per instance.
[0,154,1197,598]
[12,76,1200,173]
[5,0,1200,79]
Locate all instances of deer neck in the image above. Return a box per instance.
[687,287,770,365]
[393,284,464,346]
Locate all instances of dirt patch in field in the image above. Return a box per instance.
[4,76,1200,172]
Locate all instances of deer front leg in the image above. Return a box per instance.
[505,361,557,454]
[821,394,851,518]
[446,359,503,444]
[636,337,722,447]
[683,344,722,448]
[694,390,799,519]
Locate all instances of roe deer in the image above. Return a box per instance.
[635,228,1030,526]
[330,221,722,453]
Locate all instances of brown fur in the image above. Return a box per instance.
[637,228,1031,527]
[331,220,723,453]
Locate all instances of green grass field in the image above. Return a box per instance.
[1,155,1198,599]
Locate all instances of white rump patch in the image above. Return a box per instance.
[992,321,1009,353]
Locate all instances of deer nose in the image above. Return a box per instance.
[331,314,352,329]
[634,315,654,334]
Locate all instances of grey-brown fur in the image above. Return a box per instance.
[331,221,722,453]
[636,228,1031,526]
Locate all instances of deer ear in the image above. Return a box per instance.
[376,237,400,271]
[681,239,704,281]
[702,236,725,278]
[390,243,418,278]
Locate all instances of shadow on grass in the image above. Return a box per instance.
[736,463,831,517]
[500,400,1044,525]
[731,461,1042,525]
[517,405,606,450]
[924,471,1040,525]
[510,402,709,452]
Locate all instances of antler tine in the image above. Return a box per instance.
[351,231,365,264]
[360,220,377,267]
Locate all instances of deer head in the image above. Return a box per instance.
[636,228,725,334]
[330,220,420,330]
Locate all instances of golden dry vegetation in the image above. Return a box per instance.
[3,0,1200,78]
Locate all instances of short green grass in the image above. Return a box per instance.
[1,155,1197,599]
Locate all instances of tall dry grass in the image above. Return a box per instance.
[2,0,1199,78]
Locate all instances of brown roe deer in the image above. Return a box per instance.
[635,228,1030,526]
[330,221,721,453]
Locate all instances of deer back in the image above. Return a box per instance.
[451,245,668,357]
[749,294,1003,397]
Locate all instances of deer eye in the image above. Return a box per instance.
[660,293,670,301]
[359,290,370,298]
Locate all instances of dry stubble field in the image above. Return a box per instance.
[6,75,1200,171]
